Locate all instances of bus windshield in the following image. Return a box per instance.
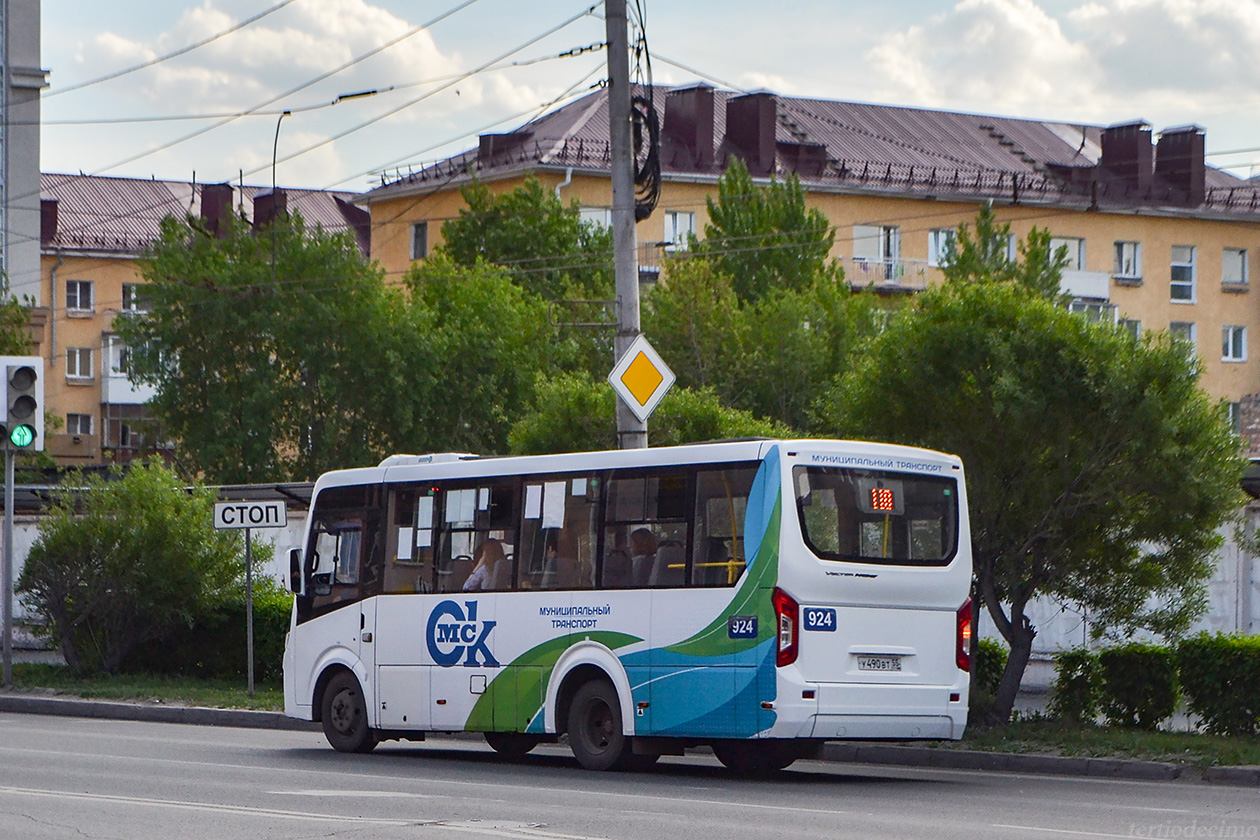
[793,466,959,566]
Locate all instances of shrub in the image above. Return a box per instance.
[125,578,291,684]
[1175,633,1260,736]
[1098,643,1178,729]
[976,638,1008,696]
[17,462,246,675]
[1048,648,1100,724]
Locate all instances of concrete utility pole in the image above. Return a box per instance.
[605,0,647,449]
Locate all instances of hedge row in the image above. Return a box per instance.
[1049,633,1260,735]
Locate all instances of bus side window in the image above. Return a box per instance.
[384,486,437,593]
[692,466,758,586]
[436,481,518,592]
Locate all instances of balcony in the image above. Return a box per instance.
[101,370,156,406]
[842,257,939,292]
[1059,269,1111,300]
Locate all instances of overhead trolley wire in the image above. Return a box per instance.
[45,0,304,98]
[86,0,487,177]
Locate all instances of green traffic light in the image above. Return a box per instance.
[9,424,34,448]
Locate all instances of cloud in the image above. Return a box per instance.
[863,0,1260,130]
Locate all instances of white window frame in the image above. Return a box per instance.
[1223,324,1247,363]
[1171,245,1196,302]
[928,228,956,268]
[66,347,94,380]
[410,222,428,260]
[121,283,150,313]
[65,279,94,314]
[1049,236,1085,271]
[853,224,902,281]
[663,210,696,253]
[1228,402,1243,435]
[66,413,93,436]
[1119,317,1141,339]
[1068,299,1117,325]
[579,206,613,229]
[1170,321,1197,350]
[1223,247,1248,287]
[1113,241,1141,280]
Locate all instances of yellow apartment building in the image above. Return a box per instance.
[361,85,1260,447]
[35,175,368,467]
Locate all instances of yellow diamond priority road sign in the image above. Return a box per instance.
[608,334,675,423]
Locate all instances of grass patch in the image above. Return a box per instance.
[7,664,283,712]
[956,718,1260,767]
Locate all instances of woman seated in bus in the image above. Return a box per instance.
[463,538,508,591]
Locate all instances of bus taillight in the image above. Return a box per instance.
[773,587,799,667]
[956,598,973,672]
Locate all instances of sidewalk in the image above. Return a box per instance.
[0,692,1255,786]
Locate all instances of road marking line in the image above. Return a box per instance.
[993,824,1143,838]
[0,785,412,826]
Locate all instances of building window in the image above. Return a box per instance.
[1119,318,1141,339]
[928,228,956,268]
[1113,241,1141,280]
[663,211,696,252]
[121,283,150,313]
[1223,247,1248,286]
[1069,300,1117,324]
[579,206,613,228]
[1170,321,1196,350]
[1050,236,1085,270]
[1171,245,1196,302]
[65,279,94,313]
[106,336,130,376]
[1223,325,1247,362]
[66,347,94,380]
[1228,402,1242,435]
[853,224,902,280]
[410,222,428,260]
[67,413,93,435]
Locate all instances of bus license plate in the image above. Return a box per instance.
[857,655,902,672]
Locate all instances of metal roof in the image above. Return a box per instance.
[41,173,369,257]
[365,85,1257,218]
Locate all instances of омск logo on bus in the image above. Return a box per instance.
[425,600,499,667]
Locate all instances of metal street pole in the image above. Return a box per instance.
[606,0,647,449]
[2,449,14,688]
[245,527,254,697]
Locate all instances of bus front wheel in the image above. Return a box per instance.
[321,671,376,753]
[567,680,626,771]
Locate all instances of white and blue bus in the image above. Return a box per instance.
[283,439,973,772]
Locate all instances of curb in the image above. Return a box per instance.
[0,694,318,732]
[1,694,1254,786]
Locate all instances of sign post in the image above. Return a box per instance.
[213,501,287,696]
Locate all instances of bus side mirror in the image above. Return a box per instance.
[289,548,303,594]
[312,572,333,597]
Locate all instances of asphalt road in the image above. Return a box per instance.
[0,712,1254,840]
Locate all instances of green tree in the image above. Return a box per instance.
[646,258,882,430]
[0,274,34,355]
[820,277,1242,724]
[693,157,839,301]
[117,212,407,482]
[17,461,249,674]
[401,256,554,454]
[941,203,1068,300]
[507,371,788,455]
[440,176,614,301]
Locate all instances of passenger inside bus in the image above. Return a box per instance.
[629,527,657,586]
[463,538,508,591]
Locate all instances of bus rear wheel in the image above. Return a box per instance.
[567,680,627,771]
[321,671,376,753]
[485,732,541,756]
[713,741,797,775]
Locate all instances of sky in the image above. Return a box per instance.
[37,0,1260,193]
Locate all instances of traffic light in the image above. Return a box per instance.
[0,356,43,451]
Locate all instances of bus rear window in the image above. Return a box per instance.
[793,466,959,566]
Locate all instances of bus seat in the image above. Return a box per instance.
[649,545,686,587]
[603,549,632,588]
